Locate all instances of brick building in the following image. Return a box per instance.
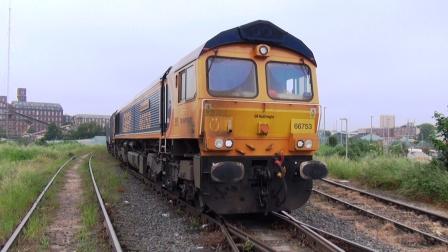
[0,88,63,138]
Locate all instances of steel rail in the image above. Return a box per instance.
[271,211,344,252]
[1,156,75,252]
[218,223,239,252]
[223,221,276,252]
[313,188,448,246]
[321,178,448,223]
[273,211,375,252]
[88,155,122,252]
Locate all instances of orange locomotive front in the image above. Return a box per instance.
[106,20,328,214]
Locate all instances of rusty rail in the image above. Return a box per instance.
[88,155,122,252]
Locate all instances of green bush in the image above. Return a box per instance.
[318,139,380,159]
[317,145,344,157]
[433,111,448,169]
[389,142,407,156]
[328,135,338,147]
[400,162,448,202]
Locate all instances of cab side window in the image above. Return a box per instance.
[178,65,196,102]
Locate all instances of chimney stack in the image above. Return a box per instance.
[17,88,26,102]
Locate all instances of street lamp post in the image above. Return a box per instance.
[6,1,12,139]
[370,115,373,143]
[323,106,326,144]
[340,120,343,144]
[340,118,348,159]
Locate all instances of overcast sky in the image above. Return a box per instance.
[0,0,447,130]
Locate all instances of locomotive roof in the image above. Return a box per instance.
[203,20,316,65]
[174,20,316,70]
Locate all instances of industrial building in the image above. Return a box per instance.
[0,88,63,138]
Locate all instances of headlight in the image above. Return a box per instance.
[305,140,313,149]
[259,45,269,55]
[297,140,304,148]
[225,139,233,148]
[215,138,224,149]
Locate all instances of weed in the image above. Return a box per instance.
[243,240,255,251]
[176,208,185,215]
[190,216,201,230]
[40,235,50,249]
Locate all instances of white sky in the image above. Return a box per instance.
[0,0,447,130]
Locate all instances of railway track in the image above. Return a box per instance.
[88,155,122,252]
[0,156,76,252]
[272,211,375,252]
[313,178,448,249]
[320,178,448,224]
[122,164,375,251]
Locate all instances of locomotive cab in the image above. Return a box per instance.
[194,27,328,213]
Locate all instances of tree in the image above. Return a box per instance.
[69,122,105,139]
[328,135,338,147]
[44,123,63,140]
[0,127,6,138]
[433,111,448,169]
[418,123,435,142]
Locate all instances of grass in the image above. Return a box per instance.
[0,142,94,245]
[317,154,448,205]
[77,146,125,251]
[90,148,126,204]
[18,162,67,251]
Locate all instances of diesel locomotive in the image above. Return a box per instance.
[106,20,328,214]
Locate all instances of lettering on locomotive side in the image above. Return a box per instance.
[254,114,274,119]
[204,110,231,116]
[180,116,193,125]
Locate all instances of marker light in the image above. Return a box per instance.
[215,138,224,149]
[305,140,313,149]
[297,140,304,148]
[225,139,233,148]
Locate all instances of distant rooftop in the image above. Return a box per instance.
[11,101,63,110]
[360,134,383,141]
[73,114,109,119]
